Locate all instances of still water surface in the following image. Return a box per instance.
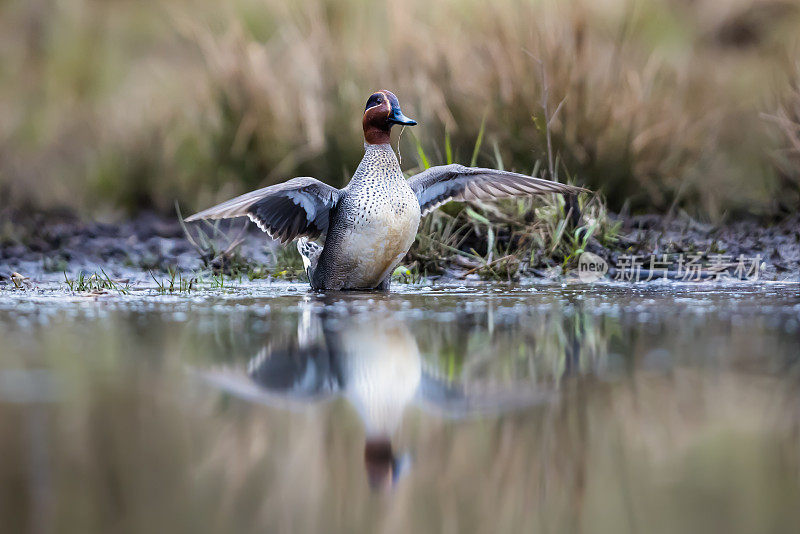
[1,283,799,533]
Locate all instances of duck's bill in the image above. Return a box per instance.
[388,108,417,126]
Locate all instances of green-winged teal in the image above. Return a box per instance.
[186,90,586,290]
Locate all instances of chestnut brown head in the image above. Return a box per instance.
[362,90,416,145]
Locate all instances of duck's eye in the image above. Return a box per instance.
[365,94,384,111]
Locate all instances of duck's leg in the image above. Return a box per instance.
[375,276,391,292]
[373,251,408,292]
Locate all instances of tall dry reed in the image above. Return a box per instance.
[1,0,798,217]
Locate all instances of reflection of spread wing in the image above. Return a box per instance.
[199,344,343,410]
[247,345,342,399]
[415,370,556,419]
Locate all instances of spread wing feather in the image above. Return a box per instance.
[407,164,588,215]
[185,177,340,244]
[415,370,556,419]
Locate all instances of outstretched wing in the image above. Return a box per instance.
[185,177,340,243]
[246,344,342,401]
[407,164,588,215]
[415,370,556,419]
[193,342,342,411]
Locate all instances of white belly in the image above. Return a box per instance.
[341,200,420,288]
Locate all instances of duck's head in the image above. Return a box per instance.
[362,90,416,145]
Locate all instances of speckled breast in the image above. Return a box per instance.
[338,145,421,288]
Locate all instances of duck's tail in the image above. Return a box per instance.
[297,237,322,281]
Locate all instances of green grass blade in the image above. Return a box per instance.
[470,112,487,167]
[550,218,568,254]
[411,132,430,170]
[465,207,491,225]
[492,140,504,171]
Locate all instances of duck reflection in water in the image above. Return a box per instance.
[202,309,553,490]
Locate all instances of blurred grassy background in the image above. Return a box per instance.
[1,0,799,220]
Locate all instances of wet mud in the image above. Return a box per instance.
[1,209,798,287]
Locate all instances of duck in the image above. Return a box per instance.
[186,90,586,290]
[199,305,554,489]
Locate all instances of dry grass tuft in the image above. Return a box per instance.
[763,60,800,213]
[0,0,798,218]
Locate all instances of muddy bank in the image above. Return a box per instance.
[0,210,277,284]
[1,209,798,286]
[601,213,800,281]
